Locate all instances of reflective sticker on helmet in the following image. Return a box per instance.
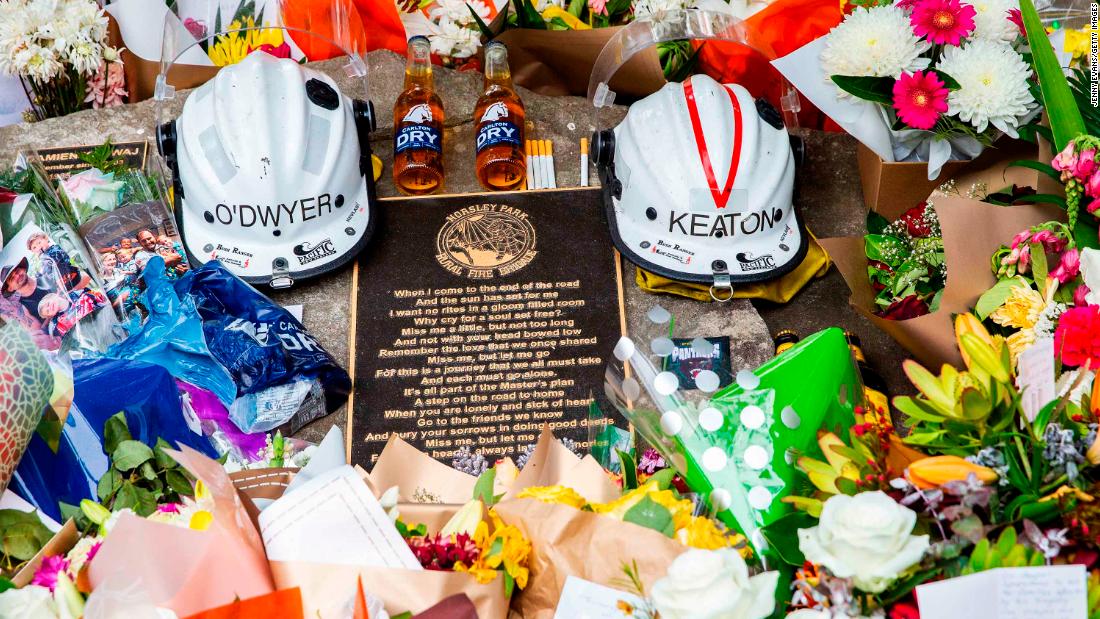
[200,125,237,184]
[683,79,742,210]
[395,124,442,155]
[303,114,331,175]
[476,121,521,153]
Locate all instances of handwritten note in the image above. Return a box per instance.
[917,565,1086,619]
[1017,338,1056,422]
[258,465,421,570]
[552,576,646,619]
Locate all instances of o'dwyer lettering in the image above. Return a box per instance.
[212,193,335,228]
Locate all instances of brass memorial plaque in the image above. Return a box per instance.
[348,187,624,465]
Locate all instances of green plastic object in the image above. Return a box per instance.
[607,327,860,561]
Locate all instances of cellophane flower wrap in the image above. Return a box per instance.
[603,309,861,584]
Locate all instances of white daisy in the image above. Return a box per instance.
[969,0,1019,42]
[633,0,692,19]
[821,5,932,94]
[64,35,102,75]
[13,42,62,82]
[935,39,1034,135]
[426,19,481,58]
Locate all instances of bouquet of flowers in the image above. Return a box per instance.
[0,0,127,121]
[865,202,946,320]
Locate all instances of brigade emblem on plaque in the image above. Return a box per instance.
[435,204,537,279]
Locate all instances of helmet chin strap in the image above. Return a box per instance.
[709,260,733,302]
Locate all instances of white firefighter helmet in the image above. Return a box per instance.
[588,10,805,298]
[159,52,375,288]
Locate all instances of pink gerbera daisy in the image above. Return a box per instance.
[892,71,949,130]
[910,0,976,45]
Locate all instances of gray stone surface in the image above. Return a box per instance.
[0,50,913,446]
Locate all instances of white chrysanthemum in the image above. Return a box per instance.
[429,0,489,26]
[969,0,1019,41]
[13,43,62,82]
[935,39,1034,135]
[65,35,101,75]
[426,19,482,58]
[821,5,931,94]
[633,0,692,19]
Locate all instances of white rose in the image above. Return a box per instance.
[650,548,778,619]
[0,585,58,619]
[798,491,929,593]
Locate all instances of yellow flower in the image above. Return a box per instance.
[590,481,669,519]
[989,281,1044,330]
[540,6,590,29]
[1065,28,1098,63]
[516,485,589,509]
[459,509,533,591]
[1040,485,1096,503]
[1006,328,1036,362]
[674,515,743,550]
[208,18,286,67]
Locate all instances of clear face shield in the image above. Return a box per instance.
[152,0,376,289]
[586,10,807,298]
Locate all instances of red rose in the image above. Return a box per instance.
[1055,305,1100,367]
[898,202,933,238]
[889,601,921,619]
[878,294,930,320]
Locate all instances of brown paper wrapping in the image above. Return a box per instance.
[494,27,665,99]
[506,427,619,503]
[494,498,686,619]
[823,142,1064,368]
[270,561,509,618]
[11,520,79,588]
[856,142,972,221]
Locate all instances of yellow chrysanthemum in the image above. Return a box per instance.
[675,515,744,551]
[590,481,663,519]
[458,509,533,590]
[516,485,589,509]
[1006,328,1037,362]
[989,283,1044,329]
[208,17,286,67]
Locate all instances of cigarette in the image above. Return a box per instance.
[546,140,556,189]
[580,137,589,187]
[540,140,551,190]
[525,140,534,190]
[531,140,542,190]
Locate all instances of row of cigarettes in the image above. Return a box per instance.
[524,138,592,189]
[525,139,556,190]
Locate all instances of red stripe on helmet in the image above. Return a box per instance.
[683,78,742,210]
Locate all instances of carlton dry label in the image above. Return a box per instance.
[393,36,445,196]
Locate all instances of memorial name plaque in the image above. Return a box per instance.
[33,141,148,179]
[348,188,624,465]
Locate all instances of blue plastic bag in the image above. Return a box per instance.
[104,257,236,406]
[173,261,351,433]
[12,357,218,521]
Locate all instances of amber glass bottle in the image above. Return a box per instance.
[474,41,526,191]
[393,36,444,195]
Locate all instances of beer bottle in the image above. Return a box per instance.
[773,329,800,356]
[474,41,526,191]
[844,330,892,428]
[393,35,444,195]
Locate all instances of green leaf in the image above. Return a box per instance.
[760,511,816,566]
[930,70,961,90]
[1020,0,1085,150]
[975,278,1024,320]
[468,4,495,39]
[112,481,139,511]
[647,468,676,490]
[96,468,122,502]
[512,0,546,29]
[1030,241,1048,292]
[164,469,194,498]
[892,396,948,422]
[1008,159,1063,184]
[103,412,132,455]
[154,438,176,470]
[830,75,895,105]
[503,569,515,598]
[866,211,891,235]
[835,477,860,495]
[1009,193,1068,208]
[473,467,497,506]
[392,614,413,619]
[133,486,158,517]
[0,577,14,593]
[622,496,674,537]
[618,449,638,490]
[140,461,158,481]
[112,440,154,471]
[1075,219,1100,250]
[567,0,584,16]
[0,515,52,561]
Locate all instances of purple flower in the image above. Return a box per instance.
[638,448,666,475]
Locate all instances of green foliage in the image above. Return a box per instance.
[1020,0,1085,150]
[961,527,1044,574]
[660,40,700,82]
[618,449,638,490]
[76,139,129,176]
[760,511,816,567]
[0,510,54,574]
[96,412,194,517]
[623,496,674,537]
[473,468,501,506]
[395,519,427,538]
[830,75,894,104]
[1089,571,1100,619]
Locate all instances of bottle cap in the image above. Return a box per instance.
[409,35,430,44]
[485,40,507,50]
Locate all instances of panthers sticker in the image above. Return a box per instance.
[435,204,537,279]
